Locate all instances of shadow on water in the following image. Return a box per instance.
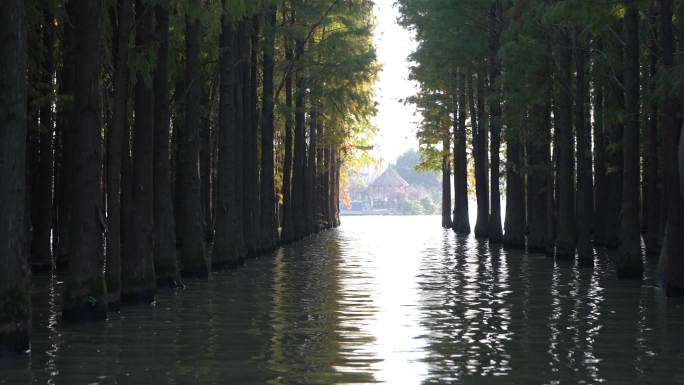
[2,215,684,384]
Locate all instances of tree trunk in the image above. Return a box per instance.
[527,100,551,254]
[32,9,55,271]
[575,30,593,266]
[0,0,30,352]
[657,0,684,294]
[645,5,661,256]
[307,107,319,232]
[281,32,295,242]
[617,7,643,278]
[242,17,259,257]
[555,30,575,259]
[488,1,503,242]
[123,0,157,304]
[470,71,489,238]
[452,73,470,234]
[604,29,624,250]
[504,111,525,248]
[260,5,278,249]
[153,5,180,286]
[106,0,132,308]
[62,0,108,320]
[178,10,209,276]
[442,128,452,228]
[55,1,76,270]
[291,38,307,240]
[592,41,607,246]
[213,18,240,269]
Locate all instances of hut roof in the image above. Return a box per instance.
[369,168,409,188]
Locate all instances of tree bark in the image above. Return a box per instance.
[291,38,307,240]
[645,4,661,256]
[123,0,157,303]
[442,128,452,228]
[281,30,295,242]
[555,30,575,259]
[32,9,56,271]
[504,111,525,248]
[604,29,624,250]
[260,5,279,249]
[62,0,108,320]
[153,5,181,286]
[178,10,209,276]
[575,30,593,266]
[617,7,643,278]
[488,1,503,242]
[106,0,132,308]
[213,18,240,269]
[470,71,489,238]
[0,0,31,353]
[452,73,470,234]
[657,0,684,294]
[527,91,551,254]
[242,17,259,257]
[592,40,607,246]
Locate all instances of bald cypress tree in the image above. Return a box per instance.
[0,0,30,353]
[62,0,108,320]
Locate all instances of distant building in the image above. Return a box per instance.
[367,167,409,209]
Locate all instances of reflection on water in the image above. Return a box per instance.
[2,216,684,384]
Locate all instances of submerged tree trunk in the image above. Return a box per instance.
[604,29,624,250]
[260,5,278,250]
[123,0,156,303]
[617,7,643,278]
[242,17,260,257]
[452,74,470,233]
[527,95,551,254]
[153,6,180,286]
[555,31,575,259]
[0,0,30,352]
[281,32,295,242]
[32,10,55,271]
[645,7,661,256]
[178,10,208,276]
[470,71,489,238]
[592,41,607,246]
[106,0,132,308]
[291,38,307,240]
[55,2,76,270]
[62,0,108,320]
[504,111,525,248]
[488,1,503,242]
[442,128,452,228]
[657,0,684,294]
[213,18,240,269]
[575,31,593,266]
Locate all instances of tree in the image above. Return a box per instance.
[0,0,30,353]
[123,0,157,304]
[62,0,108,320]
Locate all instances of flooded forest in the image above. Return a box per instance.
[2,0,684,384]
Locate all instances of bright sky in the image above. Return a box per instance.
[371,0,420,166]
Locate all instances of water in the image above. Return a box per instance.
[2,216,684,384]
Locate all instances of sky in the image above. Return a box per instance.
[371,0,420,167]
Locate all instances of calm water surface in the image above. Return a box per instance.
[2,216,684,384]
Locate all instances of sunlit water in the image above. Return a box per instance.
[2,216,684,384]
